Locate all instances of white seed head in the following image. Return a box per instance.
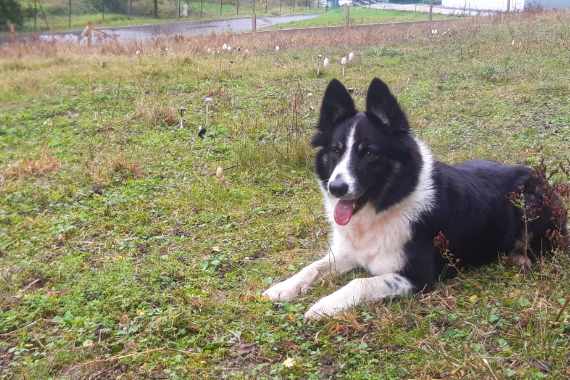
[340,56,347,65]
[222,43,228,50]
[275,45,280,51]
[135,50,141,55]
[323,57,330,67]
[348,52,354,61]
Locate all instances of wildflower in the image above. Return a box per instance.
[135,50,141,55]
[283,357,295,368]
[323,57,330,67]
[222,43,228,50]
[275,45,280,51]
[348,51,354,62]
[340,56,347,65]
[431,29,438,35]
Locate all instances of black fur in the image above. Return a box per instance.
[314,78,568,293]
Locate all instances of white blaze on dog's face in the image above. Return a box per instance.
[312,78,422,226]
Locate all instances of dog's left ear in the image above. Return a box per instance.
[366,78,409,133]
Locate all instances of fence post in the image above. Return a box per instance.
[252,0,256,32]
[237,0,239,15]
[68,0,71,28]
[201,0,204,17]
[429,0,433,21]
[220,0,223,15]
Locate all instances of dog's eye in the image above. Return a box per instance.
[360,145,379,158]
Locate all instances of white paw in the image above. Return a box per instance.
[304,295,350,320]
[263,277,306,302]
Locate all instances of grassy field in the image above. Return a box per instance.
[1,12,570,379]
[273,7,453,28]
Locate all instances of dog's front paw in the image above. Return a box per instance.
[304,295,347,320]
[263,278,305,302]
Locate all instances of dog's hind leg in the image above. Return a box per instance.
[303,273,413,320]
[263,250,357,302]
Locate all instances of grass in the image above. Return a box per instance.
[1,11,570,379]
[273,7,454,29]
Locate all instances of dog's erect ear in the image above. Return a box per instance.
[366,78,409,133]
[318,79,356,130]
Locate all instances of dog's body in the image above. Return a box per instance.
[264,78,568,320]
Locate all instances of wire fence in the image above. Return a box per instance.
[12,0,327,32]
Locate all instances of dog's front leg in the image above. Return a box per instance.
[304,273,413,320]
[263,252,356,302]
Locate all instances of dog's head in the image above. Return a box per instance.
[312,78,423,225]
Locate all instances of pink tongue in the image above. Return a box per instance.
[334,200,355,226]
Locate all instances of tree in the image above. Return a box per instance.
[0,0,23,30]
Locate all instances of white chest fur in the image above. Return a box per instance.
[325,199,412,275]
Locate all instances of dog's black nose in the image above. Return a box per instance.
[329,177,348,197]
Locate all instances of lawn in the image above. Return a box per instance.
[1,12,569,378]
[273,7,454,29]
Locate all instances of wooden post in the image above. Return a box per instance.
[236,0,239,15]
[252,0,256,32]
[8,23,16,43]
[34,0,37,31]
[429,0,433,21]
[201,0,204,17]
[220,0,223,15]
[128,0,133,18]
[68,0,71,28]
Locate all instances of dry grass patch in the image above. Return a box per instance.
[1,149,60,182]
[88,151,143,187]
[134,97,179,127]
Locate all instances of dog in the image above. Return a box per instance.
[263,78,568,320]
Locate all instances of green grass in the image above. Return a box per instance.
[1,12,570,378]
[273,7,454,29]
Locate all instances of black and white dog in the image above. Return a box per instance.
[264,78,568,320]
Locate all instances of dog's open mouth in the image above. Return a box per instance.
[334,197,365,226]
